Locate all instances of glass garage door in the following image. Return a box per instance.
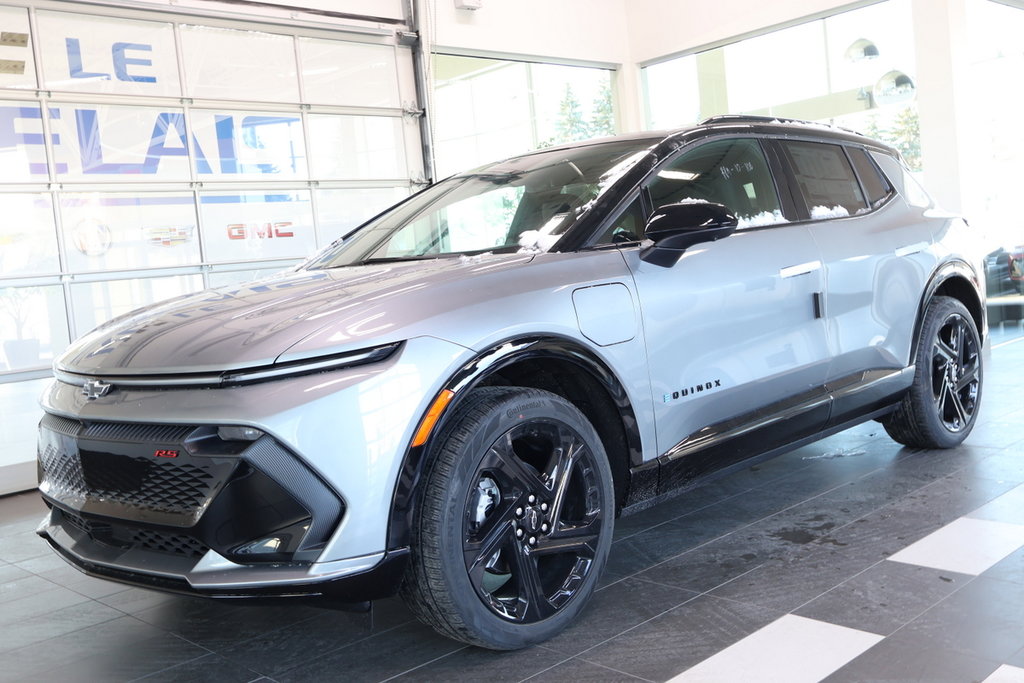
[0,2,424,493]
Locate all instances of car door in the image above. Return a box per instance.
[773,140,937,421]
[618,136,832,470]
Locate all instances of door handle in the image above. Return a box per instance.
[779,261,822,278]
[895,241,929,257]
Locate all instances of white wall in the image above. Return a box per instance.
[428,0,631,65]
[624,0,871,64]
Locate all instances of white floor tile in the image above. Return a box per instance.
[887,517,1024,575]
[983,664,1024,682]
[668,614,882,683]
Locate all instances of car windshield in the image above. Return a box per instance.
[305,139,655,268]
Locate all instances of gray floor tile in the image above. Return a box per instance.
[135,654,261,683]
[982,545,1024,586]
[527,657,648,682]
[794,561,972,636]
[542,577,698,657]
[891,575,1024,662]
[0,599,123,655]
[580,594,781,681]
[217,598,413,677]
[273,621,464,682]
[391,644,568,682]
[823,638,1001,683]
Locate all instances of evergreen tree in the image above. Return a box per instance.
[554,84,590,143]
[889,106,922,171]
[590,82,615,137]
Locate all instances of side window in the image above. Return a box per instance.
[782,141,867,218]
[847,147,893,207]
[646,138,784,228]
[596,195,646,244]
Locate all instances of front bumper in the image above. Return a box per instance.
[36,335,468,599]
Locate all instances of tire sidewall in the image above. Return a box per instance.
[429,390,614,649]
[914,297,983,447]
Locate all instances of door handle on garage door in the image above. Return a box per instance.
[779,261,822,278]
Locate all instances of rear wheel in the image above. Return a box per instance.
[401,386,614,649]
[884,296,982,448]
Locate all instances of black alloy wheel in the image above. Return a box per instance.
[402,386,614,650]
[930,308,981,434]
[884,296,983,449]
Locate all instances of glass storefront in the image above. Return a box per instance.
[0,3,423,488]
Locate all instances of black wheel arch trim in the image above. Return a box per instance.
[385,335,643,551]
[911,258,986,366]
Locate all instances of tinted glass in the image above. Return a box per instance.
[784,141,867,217]
[848,147,893,207]
[647,138,783,228]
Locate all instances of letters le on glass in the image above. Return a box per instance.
[36,11,180,97]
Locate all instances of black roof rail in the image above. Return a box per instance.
[698,114,862,136]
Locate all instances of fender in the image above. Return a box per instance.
[909,257,986,366]
[385,335,642,551]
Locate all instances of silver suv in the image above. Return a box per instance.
[36,115,985,650]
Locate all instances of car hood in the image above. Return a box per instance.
[58,254,536,376]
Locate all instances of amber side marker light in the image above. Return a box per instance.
[412,389,456,447]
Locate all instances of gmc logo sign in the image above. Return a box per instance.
[227,222,294,240]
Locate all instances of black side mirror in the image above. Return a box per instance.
[641,201,738,267]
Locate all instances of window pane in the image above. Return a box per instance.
[432,55,614,177]
[847,147,892,206]
[49,103,191,182]
[648,139,782,227]
[0,378,48,471]
[784,141,867,216]
[0,6,36,91]
[199,191,315,263]
[190,109,307,180]
[0,101,52,182]
[0,194,59,275]
[299,38,400,107]
[315,187,408,244]
[60,193,200,272]
[36,11,180,97]
[69,274,202,334]
[643,55,700,129]
[0,284,70,372]
[180,25,299,102]
[307,115,405,180]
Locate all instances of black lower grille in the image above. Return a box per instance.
[56,508,210,561]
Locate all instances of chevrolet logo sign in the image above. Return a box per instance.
[81,379,113,400]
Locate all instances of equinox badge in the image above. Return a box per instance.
[81,379,113,400]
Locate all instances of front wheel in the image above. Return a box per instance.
[401,387,614,650]
[884,296,983,448]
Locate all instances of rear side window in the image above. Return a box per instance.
[847,147,893,207]
[782,141,867,219]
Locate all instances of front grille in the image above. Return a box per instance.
[38,415,238,526]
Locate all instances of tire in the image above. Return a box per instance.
[884,296,983,449]
[400,386,614,650]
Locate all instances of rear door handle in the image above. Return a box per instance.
[780,261,822,279]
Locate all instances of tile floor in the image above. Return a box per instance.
[2,335,1024,682]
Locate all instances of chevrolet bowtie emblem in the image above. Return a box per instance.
[81,378,113,400]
